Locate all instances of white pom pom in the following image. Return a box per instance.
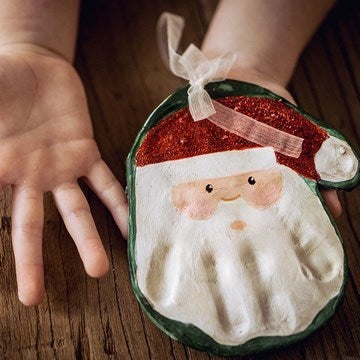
[314,136,358,182]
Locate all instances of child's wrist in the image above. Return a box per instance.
[202,49,295,103]
[227,66,295,104]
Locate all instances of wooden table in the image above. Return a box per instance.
[0,1,359,359]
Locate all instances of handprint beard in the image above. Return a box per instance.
[133,148,344,346]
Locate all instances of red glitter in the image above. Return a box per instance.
[136,96,329,180]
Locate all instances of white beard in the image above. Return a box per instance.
[134,158,344,346]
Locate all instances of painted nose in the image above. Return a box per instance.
[231,220,246,230]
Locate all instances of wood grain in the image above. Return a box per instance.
[0,0,359,359]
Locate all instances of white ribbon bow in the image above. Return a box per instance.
[157,12,237,121]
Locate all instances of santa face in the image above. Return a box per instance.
[172,167,282,220]
[133,149,344,346]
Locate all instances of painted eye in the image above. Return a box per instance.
[205,184,213,193]
[248,176,256,185]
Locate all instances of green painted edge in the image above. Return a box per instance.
[126,79,357,356]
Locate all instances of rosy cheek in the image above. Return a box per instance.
[242,172,282,208]
[182,198,217,220]
[172,186,219,220]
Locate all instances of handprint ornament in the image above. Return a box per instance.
[127,80,359,356]
[126,13,359,356]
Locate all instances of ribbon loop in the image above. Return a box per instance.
[157,12,236,121]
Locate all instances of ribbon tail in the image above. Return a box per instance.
[157,12,189,79]
[188,85,216,121]
[209,100,304,158]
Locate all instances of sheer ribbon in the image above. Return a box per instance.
[209,101,303,158]
[157,12,303,158]
[157,12,236,121]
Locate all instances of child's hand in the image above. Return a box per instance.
[0,47,128,306]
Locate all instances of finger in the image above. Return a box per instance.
[85,160,128,239]
[320,189,342,218]
[11,186,44,306]
[52,182,109,278]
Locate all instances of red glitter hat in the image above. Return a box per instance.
[137,96,329,181]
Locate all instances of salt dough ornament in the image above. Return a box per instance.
[126,13,360,356]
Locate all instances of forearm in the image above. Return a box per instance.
[202,0,336,87]
[0,0,80,62]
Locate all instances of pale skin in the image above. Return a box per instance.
[0,0,339,306]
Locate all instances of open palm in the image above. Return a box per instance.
[0,50,128,306]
